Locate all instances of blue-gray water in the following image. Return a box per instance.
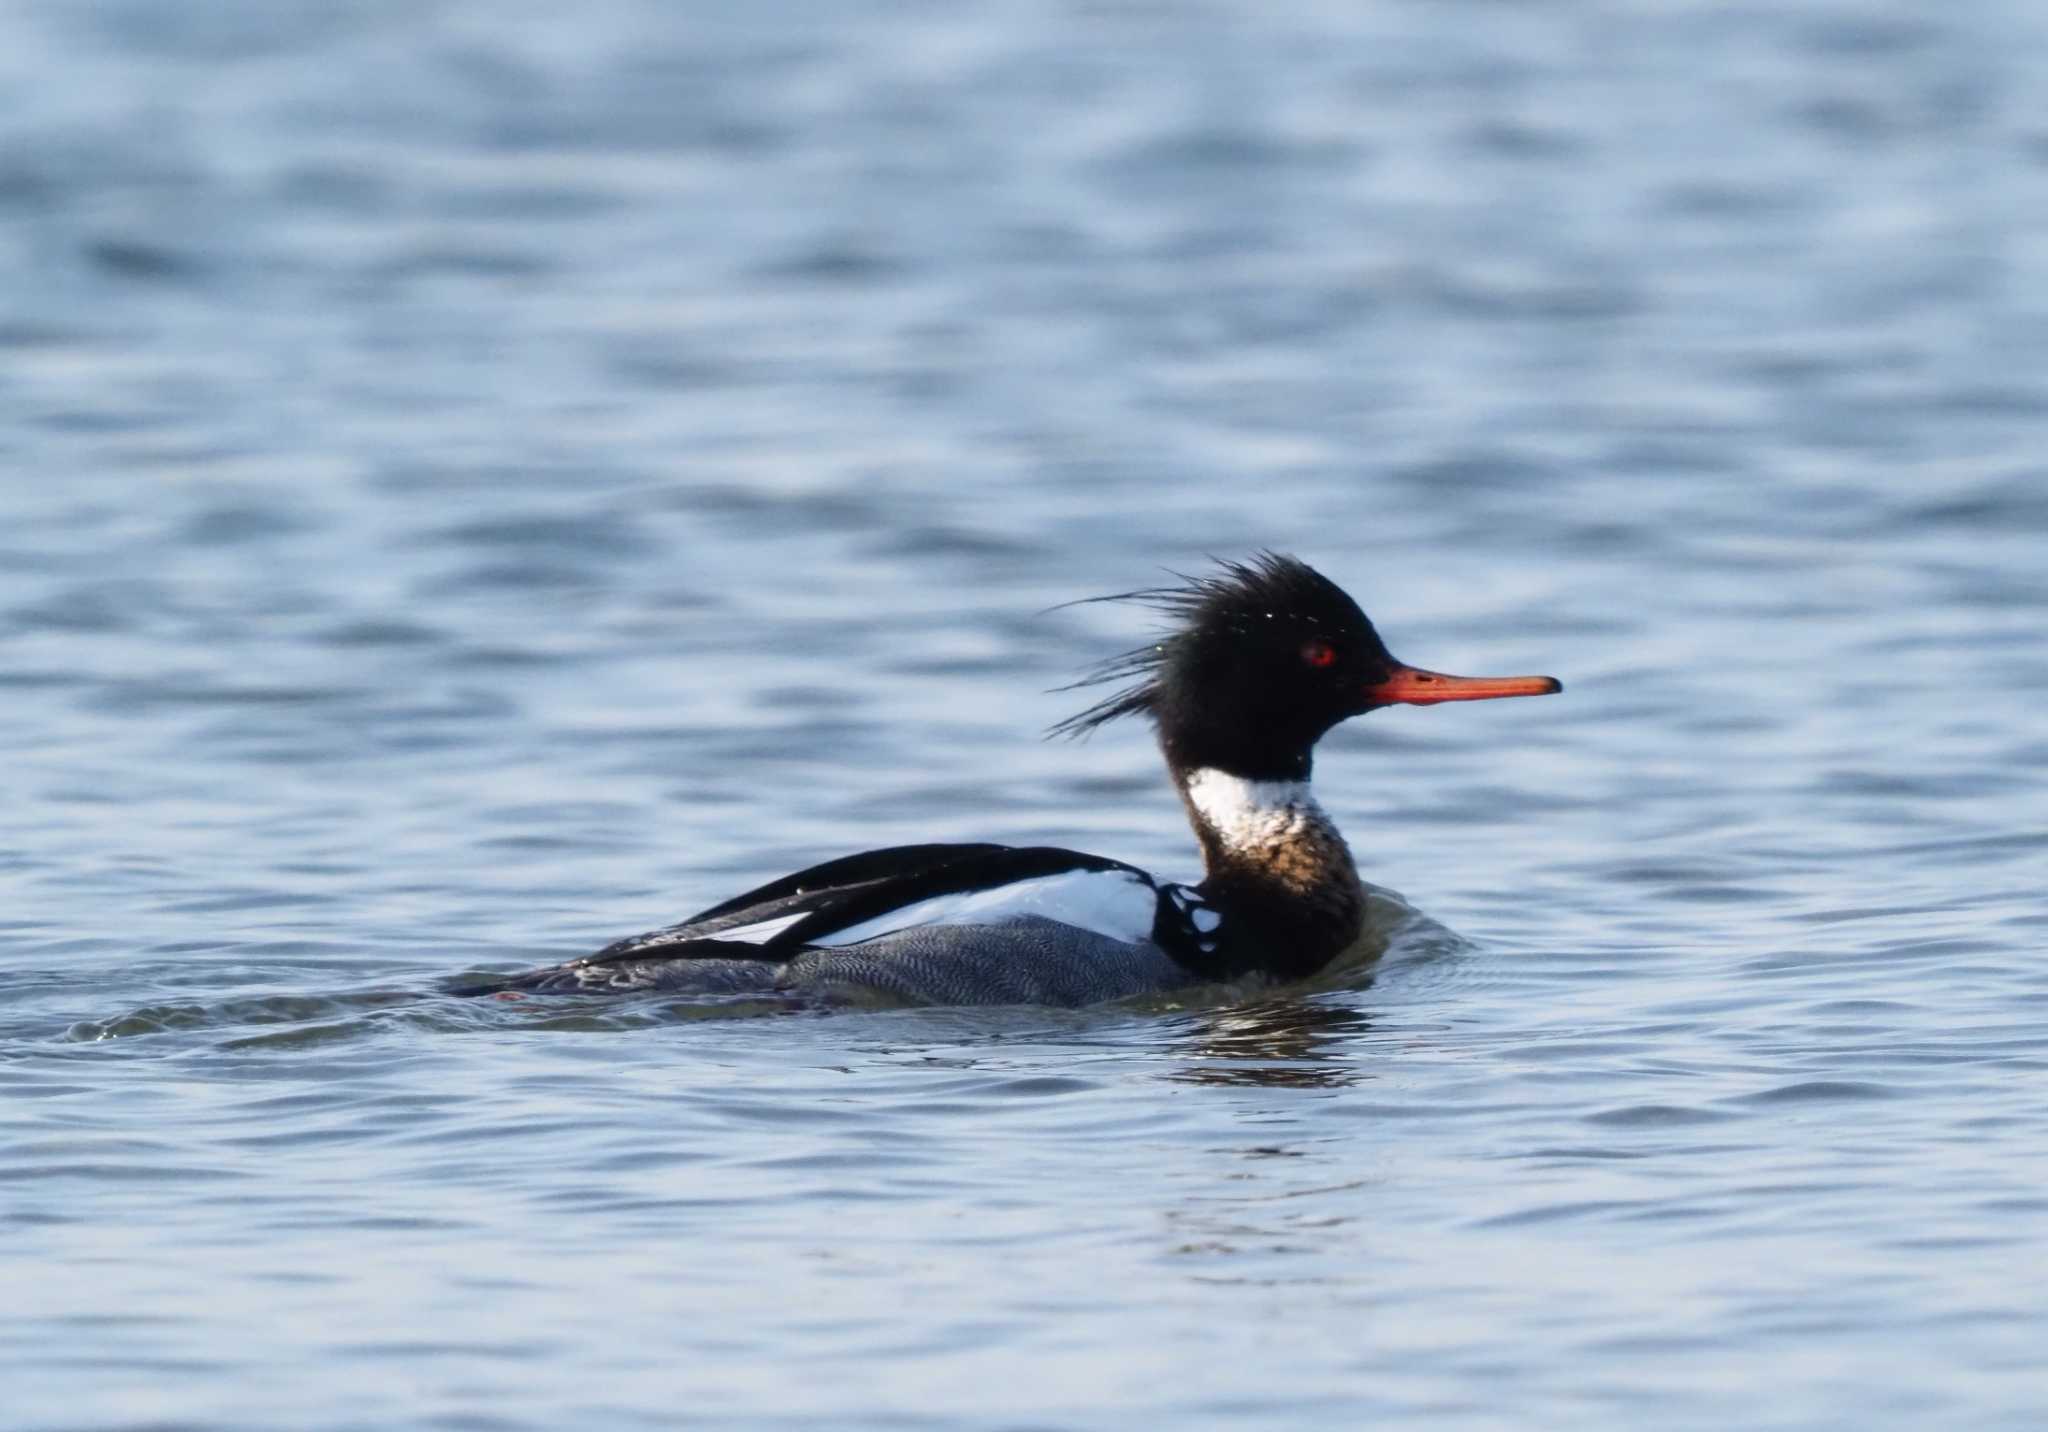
[5,2,2048,1428]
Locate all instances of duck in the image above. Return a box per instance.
[454,554,1559,1006]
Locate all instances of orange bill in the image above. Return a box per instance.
[1366,665,1563,707]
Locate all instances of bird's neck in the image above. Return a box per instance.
[1174,765,1366,979]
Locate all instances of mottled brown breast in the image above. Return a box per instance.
[1188,793,1368,978]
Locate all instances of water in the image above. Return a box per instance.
[5,1,2048,1426]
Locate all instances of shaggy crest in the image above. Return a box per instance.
[1047,553,1366,740]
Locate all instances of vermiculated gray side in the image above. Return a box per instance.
[516,916,1196,1007]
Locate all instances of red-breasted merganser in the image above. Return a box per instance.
[455,555,1560,1006]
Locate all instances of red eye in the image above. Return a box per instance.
[1301,638,1337,669]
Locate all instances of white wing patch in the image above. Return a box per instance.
[815,869,1160,948]
[703,911,809,945]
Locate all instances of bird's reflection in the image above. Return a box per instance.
[1163,994,1375,1088]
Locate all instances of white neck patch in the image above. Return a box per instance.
[1182,767,1322,853]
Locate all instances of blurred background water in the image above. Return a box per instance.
[4,1,2048,1427]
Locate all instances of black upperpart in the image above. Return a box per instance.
[1050,553,1403,781]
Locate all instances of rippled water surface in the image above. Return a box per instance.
[6,2,2048,1427]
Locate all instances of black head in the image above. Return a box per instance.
[1051,553,1560,781]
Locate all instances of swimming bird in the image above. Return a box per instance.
[455,554,1559,1006]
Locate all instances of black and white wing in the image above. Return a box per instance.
[452,842,1208,996]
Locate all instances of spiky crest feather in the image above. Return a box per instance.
[1047,552,1362,740]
